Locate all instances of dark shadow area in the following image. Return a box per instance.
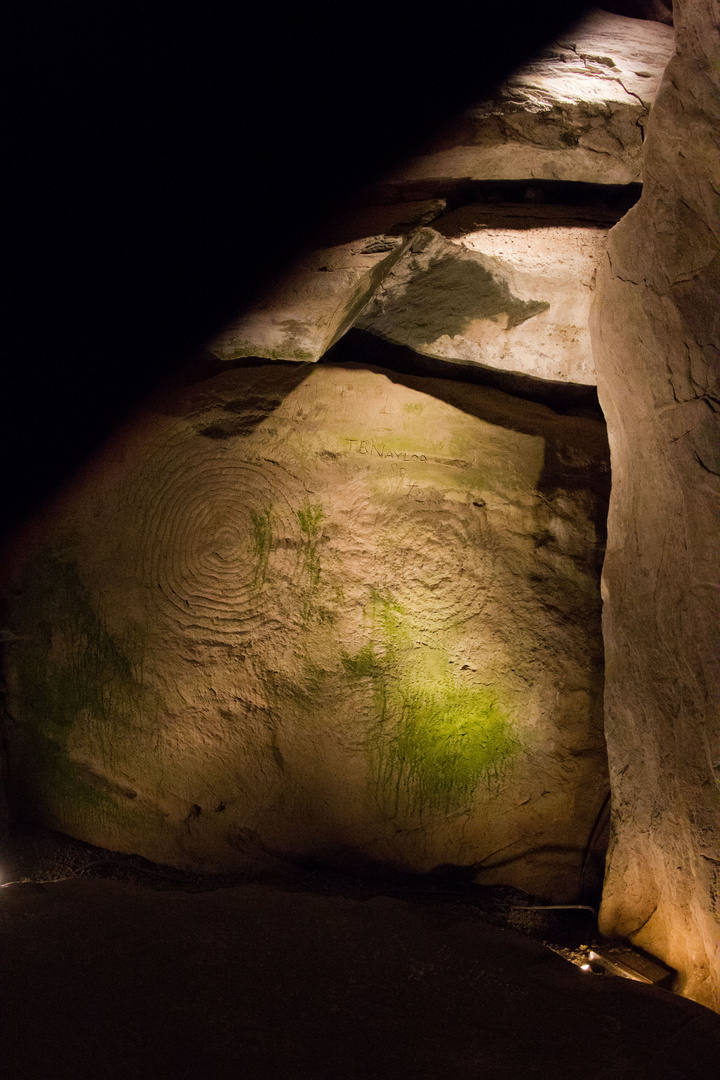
[1,0,595,556]
[156,358,314,436]
[314,201,449,248]
[325,329,603,415]
[0,820,616,949]
[434,196,639,235]
[597,0,673,23]
[3,867,719,1080]
[362,253,552,342]
[372,178,644,215]
[314,183,639,249]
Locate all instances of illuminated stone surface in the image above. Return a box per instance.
[590,0,720,1012]
[357,221,608,385]
[381,9,674,194]
[207,238,409,363]
[6,364,609,900]
[207,203,445,364]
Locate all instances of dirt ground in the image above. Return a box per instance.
[1,834,719,1080]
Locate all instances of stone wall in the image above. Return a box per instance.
[590,0,720,1011]
[5,362,610,900]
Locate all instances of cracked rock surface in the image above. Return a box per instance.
[380,9,674,195]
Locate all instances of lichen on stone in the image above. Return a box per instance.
[9,544,159,829]
[249,507,273,587]
[14,547,151,739]
[352,588,521,815]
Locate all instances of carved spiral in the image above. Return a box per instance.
[122,427,303,640]
[371,499,494,634]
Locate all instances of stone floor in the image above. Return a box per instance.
[1,848,719,1080]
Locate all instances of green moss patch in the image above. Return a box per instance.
[366,589,406,646]
[297,503,325,537]
[350,588,521,815]
[9,547,161,826]
[250,507,273,586]
[14,550,153,741]
[376,682,520,815]
[16,734,165,841]
[296,502,325,620]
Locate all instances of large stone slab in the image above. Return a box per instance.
[207,202,445,364]
[379,9,674,195]
[6,363,609,900]
[357,220,608,384]
[589,0,720,1012]
[207,238,409,363]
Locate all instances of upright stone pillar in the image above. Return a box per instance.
[590,0,720,1010]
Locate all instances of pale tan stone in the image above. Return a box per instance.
[208,237,410,364]
[383,9,674,193]
[6,364,609,901]
[207,202,446,365]
[356,224,607,385]
[590,0,720,1013]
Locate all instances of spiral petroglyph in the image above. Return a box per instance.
[121,430,306,641]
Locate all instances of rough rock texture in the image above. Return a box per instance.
[357,220,608,384]
[208,203,445,364]
[6,363,610,900]
[589,0,720,1012]
[380,10,674,196]
[207,239,409,363]
[599,1,674,23]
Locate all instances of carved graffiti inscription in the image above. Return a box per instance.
[344,439,427,462]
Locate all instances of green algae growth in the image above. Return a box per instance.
[10,546,160,827]
[347,589,521,815]
[376,682,520,814]
[297,502,325,620]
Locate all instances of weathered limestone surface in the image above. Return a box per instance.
[208,239,409,363]
[208,202,444,364]
[380,9,673,195]
[590,0,720,1011]
[598,1,674,23]
[6,364,609,900]
[357,220,608,384]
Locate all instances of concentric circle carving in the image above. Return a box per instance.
[122,429,303,640]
